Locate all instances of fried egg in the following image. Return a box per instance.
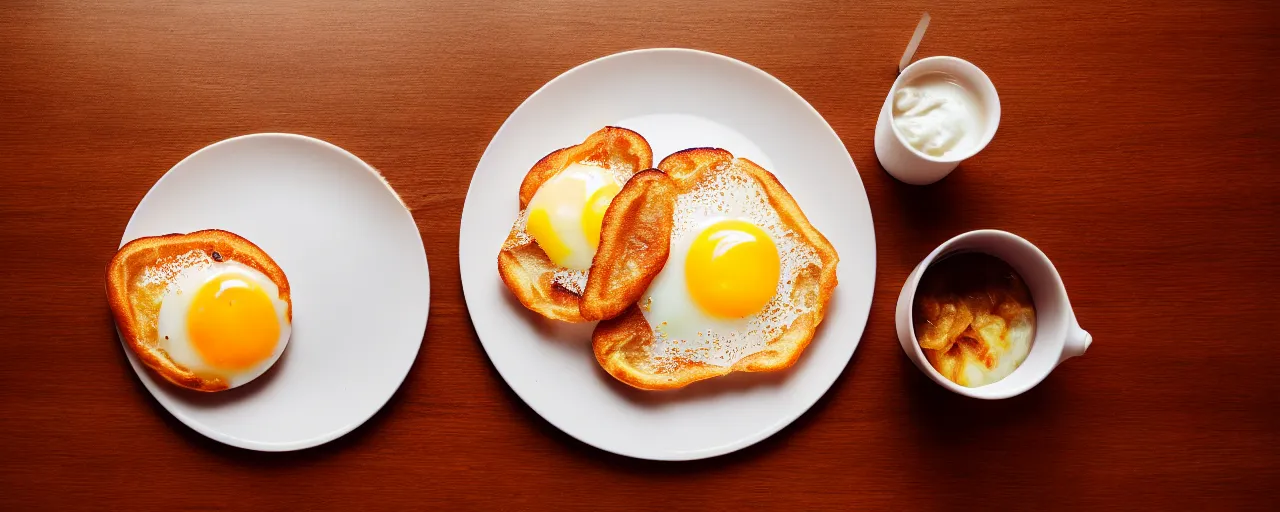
[640,167,820,370]
[512,162,633,293]
[151,250,291,388]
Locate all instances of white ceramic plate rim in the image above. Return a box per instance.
[119,133,429,451]
[460,48,876,460]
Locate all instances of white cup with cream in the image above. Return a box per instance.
[895,230,1091,399]
[875,56,1000,185]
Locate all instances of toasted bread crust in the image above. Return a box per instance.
[593,148,840,390]
[518,127,653,209]
[106,229,291,392]
[498,127,657,322]
[581,170,676,321]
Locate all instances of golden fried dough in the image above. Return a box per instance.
[582,170,677,321]
[106,229,291,392]
[593,148,839,390]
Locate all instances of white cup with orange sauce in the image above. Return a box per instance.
[896,230,1091,399]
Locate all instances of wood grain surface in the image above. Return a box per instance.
[2,0,1277,509]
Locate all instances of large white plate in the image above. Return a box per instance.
[459,49,876,460]
[119,133,430,451]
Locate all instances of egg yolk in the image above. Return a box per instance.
[685,219,781,318]
[525,165,622,270]
[583,182,621,249]
[527,207,572,265]
[186,273,280,370]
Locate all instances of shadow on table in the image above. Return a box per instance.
[876,160,977,252]
[897,347,1069,498]
[900,355,1059,440]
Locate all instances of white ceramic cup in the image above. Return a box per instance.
[874,56,1001,185]
[895,230,1091,399]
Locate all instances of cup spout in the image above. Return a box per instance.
[1064,324,1092,359]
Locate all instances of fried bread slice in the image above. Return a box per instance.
[106,229,291,392]
[498,127,670,322]
[582,170,676,321]
[593,148,839,390]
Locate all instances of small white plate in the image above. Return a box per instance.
[119,133,430,451]
[459,49,876,460]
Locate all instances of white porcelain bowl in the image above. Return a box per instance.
[895,230,1090,399]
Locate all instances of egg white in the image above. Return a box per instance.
[152,251,291,388]
[640,167,820,371]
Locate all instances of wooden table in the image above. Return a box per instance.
[2,1,1276,509]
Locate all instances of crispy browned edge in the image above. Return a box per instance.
[581,170,676,321]
[105,229,292,392]
[497,126,654,322]
[592,148,840,390]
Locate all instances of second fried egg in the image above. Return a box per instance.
[640,166,820,370]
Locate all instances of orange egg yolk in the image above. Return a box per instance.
[685,219,781,318]
[186,273,280,370]
[527,207,571,265]
[583,181,622,250]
